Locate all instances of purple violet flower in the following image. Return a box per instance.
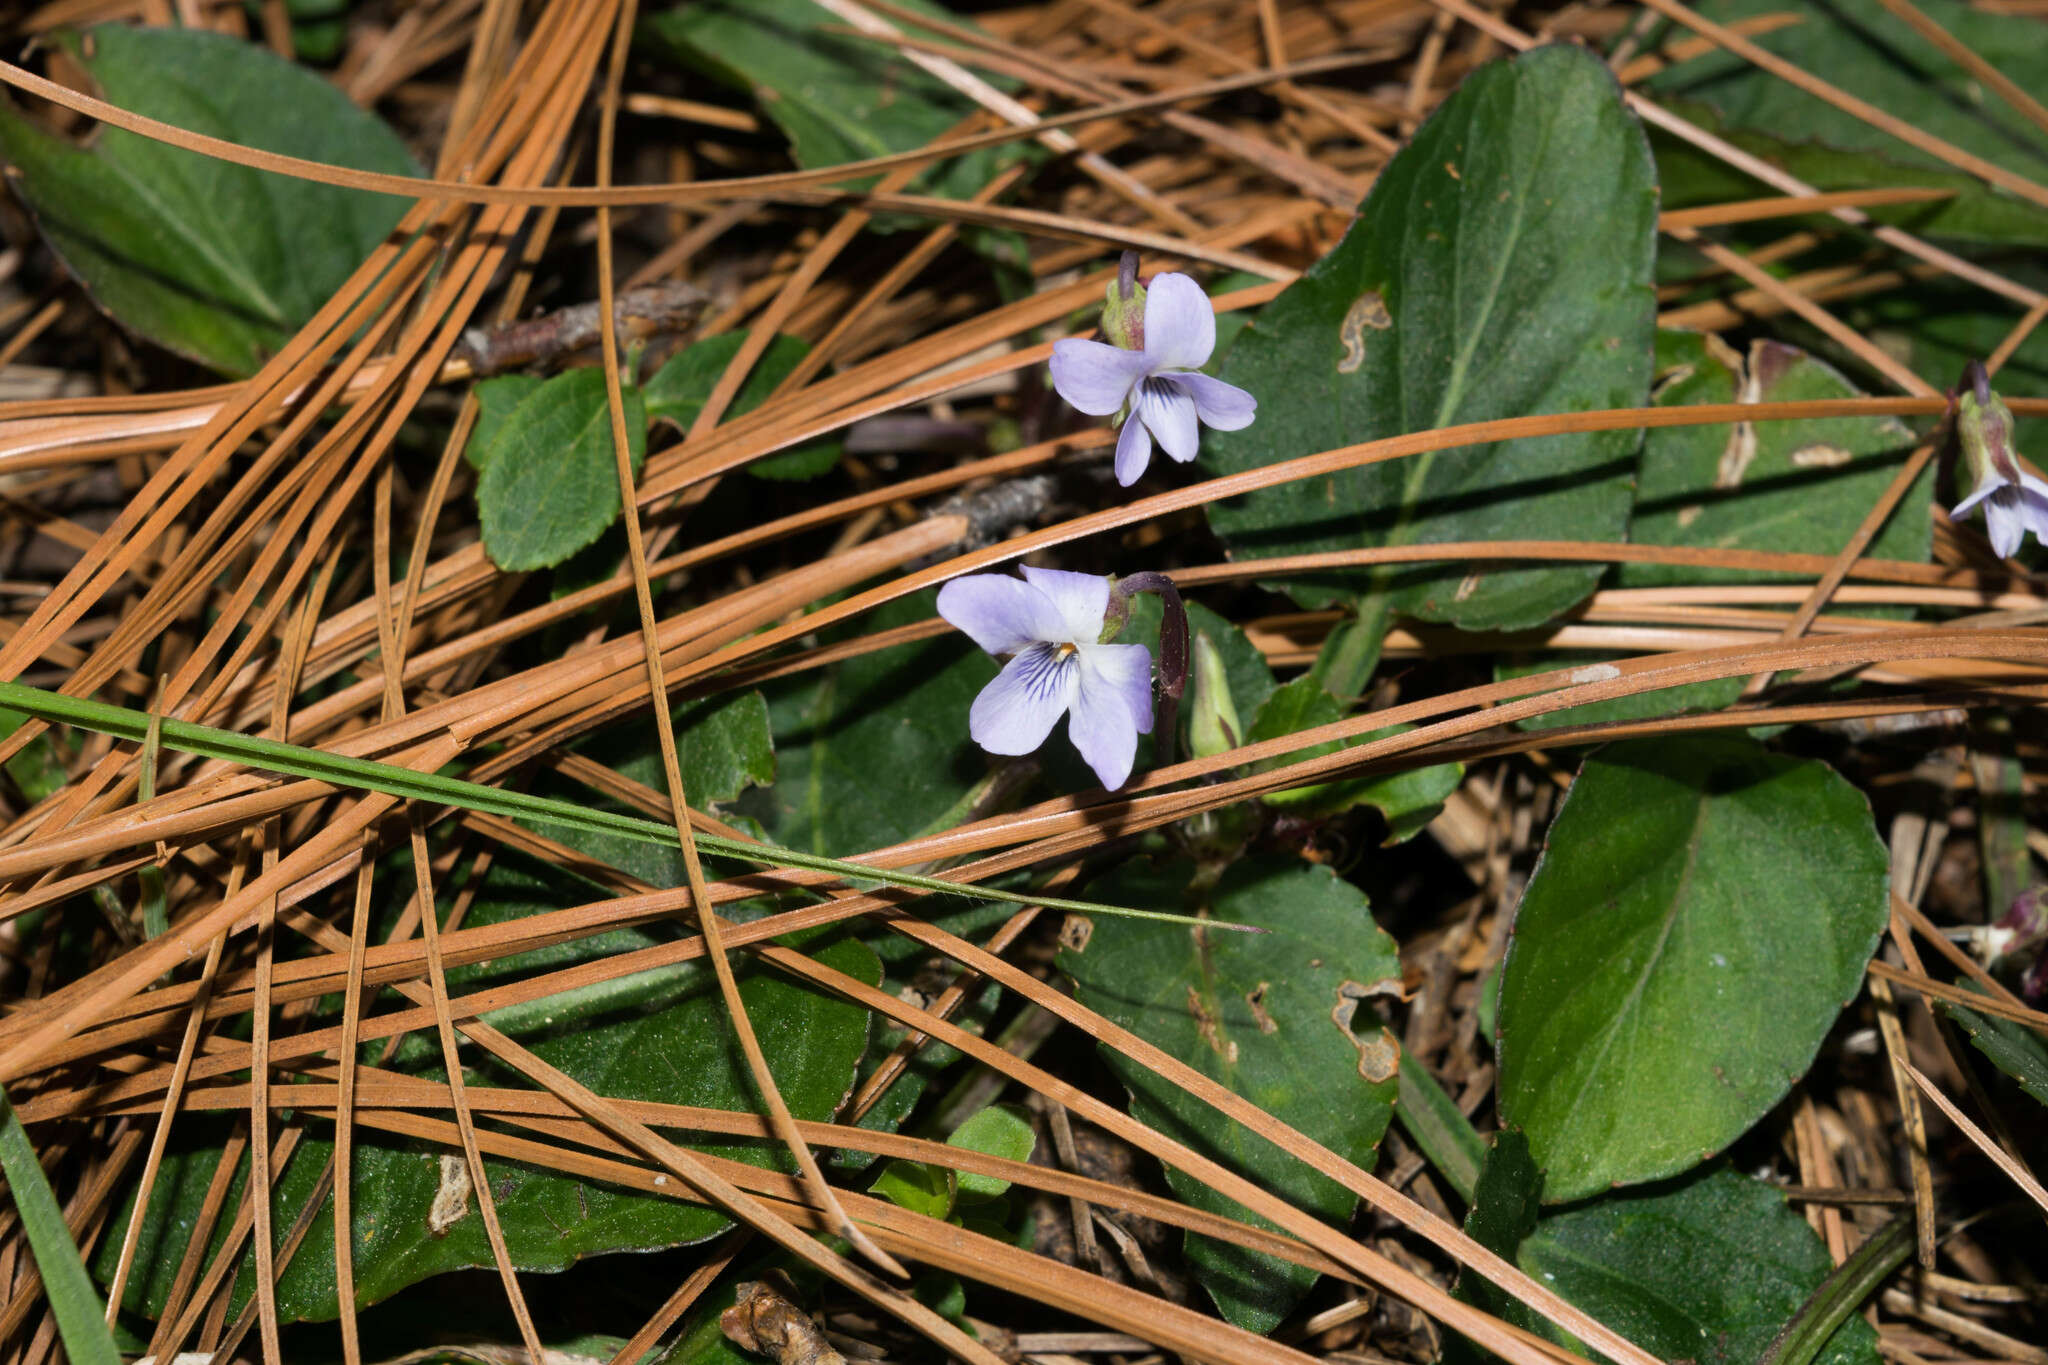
[937,567,1154,790]
[1049,271,1257,487]
[1951,359,2048,558]
[1953,470,2048,559]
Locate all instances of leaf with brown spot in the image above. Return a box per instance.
[1501,330,1932,731]
[1625,332,1929,587]
[1059,856,1400,1334]
[1202,44,1655,632]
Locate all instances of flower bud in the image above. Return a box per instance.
[1186,632,1241,760]
[1099,250,1146,351]
[1956,358,2022,493]
[1997,884,2048,942]
[1988,884,2048,961]
[1948,359,2048,557]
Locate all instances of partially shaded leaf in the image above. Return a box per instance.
[1442,1129,1551,1365]
[644,332,841,480]
[1465,1129,1542,1259]
[0,25,417,376]
[1201,44,1654,630]
[1449,1160,1881,1365]
[1517,1168,1880,1365]
[1497,735,1889,1201]
[1061,856,1400,1332]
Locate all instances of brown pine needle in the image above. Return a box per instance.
[4,3,2047,1359]
[1905,1063,2048,1217]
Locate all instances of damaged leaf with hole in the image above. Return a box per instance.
[1201,44,1654,634]
[1497,330,1931,732]
[1059,856,1400,1334]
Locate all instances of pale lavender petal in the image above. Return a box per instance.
[969,643,1077,756]
[1953,471,2008,519]
[1114,412,1153,486]
[1136,376,1201,463]
[1141,272,1215,372]
[1079,642,1155,734]
[938,574,1065,656]
[1049,338,1153,416]
[1067,644,1152,789]
[2021,474,2048,543]
[1020,566,1109,644]
[1984,488,2026,558]
[1174,372,1257,431]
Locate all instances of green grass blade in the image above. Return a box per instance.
[137,689,168,939]
[1759,1209,1912,1365]
[0,680,1253,932]
[1394,1060,1486,1205]
[0,1085,122,1365]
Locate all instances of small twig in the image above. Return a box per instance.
[451,281,708,376]
[927,473,1060,552]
